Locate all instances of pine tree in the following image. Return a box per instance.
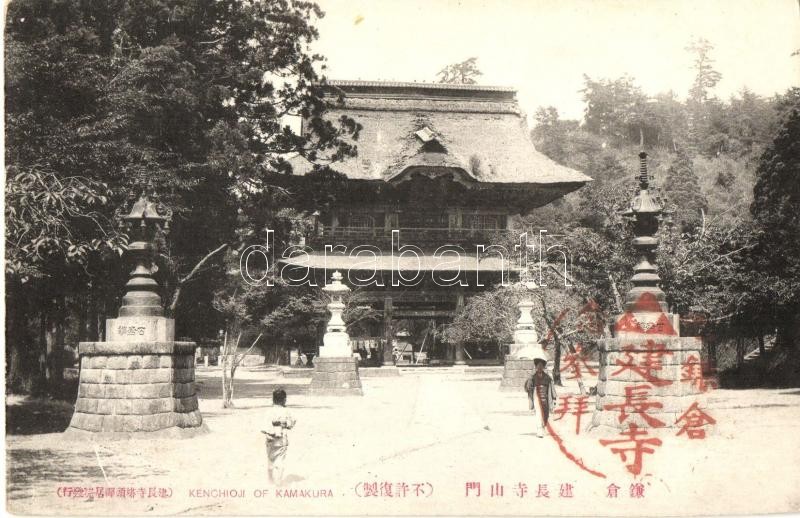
[663,151,708,231]
[750,88,800,350]
[685,38,723,155]
[437,57,482,84]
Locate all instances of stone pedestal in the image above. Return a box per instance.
[499,293,545,391]
[65,340,206,438]
[499,357,536,391]
[590,153,712,435]
[454,345,466,365]
[106,316,175,343]
[64,193,206,438]
[591,333,704,431]
[309,270,363,395]
[319,330,351,357]
[309,357,363,396]
[499,345,553,391]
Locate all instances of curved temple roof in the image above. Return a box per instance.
[289,80,592,188]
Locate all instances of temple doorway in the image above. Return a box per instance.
[392,318,450,366]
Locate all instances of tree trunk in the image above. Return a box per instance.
[776,309,798,351]
[5,280,31,392]
[552,337,562,386]
[55,294,66,345]
[78,296,87,342]
[86,289,99,341]
[608,274,624,315]
[45,312,56,381]
[221,352,231,408]
[706,336,717,375]
[98,298,108,341]
[44,294,67,385]
[735,337,745,368]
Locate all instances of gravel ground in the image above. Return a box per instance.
[6,365,800,516]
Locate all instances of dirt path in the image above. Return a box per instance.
[7,368,800,515]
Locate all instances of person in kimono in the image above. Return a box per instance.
[524,357,557,438]
[262,388,296,485]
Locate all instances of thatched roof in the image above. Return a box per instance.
[290,80,591,187]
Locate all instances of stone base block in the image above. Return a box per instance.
[596,379,705,397]
[598,336,702,354]
[592,334,710,432]
[280,368,314,378]
[499,358,534,391]
[499,357,536,391]
[309,357,363,396]
[596,393,701,413]
[591,408,684,430]
[106,316,175,343]
[65,341,205,439]
[62,420,210,441]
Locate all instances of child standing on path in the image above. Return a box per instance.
[262,388,296,485]
[524,356,557,438]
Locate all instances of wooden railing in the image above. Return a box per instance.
[308,226,512,248]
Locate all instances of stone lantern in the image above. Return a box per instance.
[309,271,363,395]
[511,278,539,357]
[66,192,204,437]
[319,271,351,357]
[591,152,705,433]
[618,151,670,324]
[109,194,173,335]
[500,275,548,391]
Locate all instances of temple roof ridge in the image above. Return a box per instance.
[326,79,517,93]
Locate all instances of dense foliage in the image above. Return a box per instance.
[4,0,359,391]
[450,40,799,385]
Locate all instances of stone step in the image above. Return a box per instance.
[360,367,401,377]
[279,368,314,378]
[743,342,776,362]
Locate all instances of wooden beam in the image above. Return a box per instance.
[393,310,454,318]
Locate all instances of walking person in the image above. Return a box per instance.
[524,354,557,438]
[262,388,296,485]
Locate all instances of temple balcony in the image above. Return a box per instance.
[307,226,514,250]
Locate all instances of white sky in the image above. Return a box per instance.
[311,0,800,121]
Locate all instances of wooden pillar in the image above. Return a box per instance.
[454,292,466,365]
[383,296,394,366]
[330,209,339,236]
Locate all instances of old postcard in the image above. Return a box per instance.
[4,0,800,516]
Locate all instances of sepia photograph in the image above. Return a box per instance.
[4,0,800,515]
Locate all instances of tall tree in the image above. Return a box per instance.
[686,37,722,105]
[750,88,800,352]
[4,0,360,391]
[436,57,482,84]
[724,88,779,157]
[663,151,708,231]
[581,75,658,147]
[685,37,723,154]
